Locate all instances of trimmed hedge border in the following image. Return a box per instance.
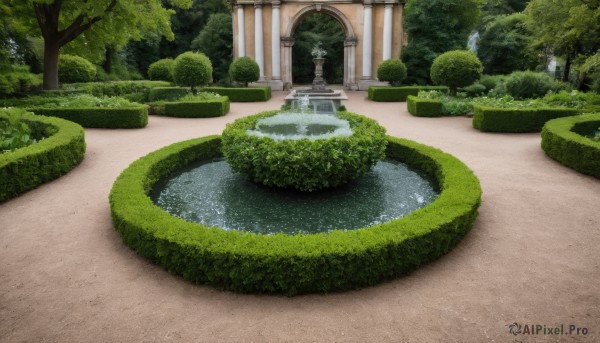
[28,106,148,129]
[148,97,230,118]
[1,110,86,202]
[109,135,481,295]
[202,86,271,102]
[63,81,172,102]
[407,95,443,117]
[472,105,580,133]
[147,87,191,102]
[541,113,600,179]
[368,86,448,102]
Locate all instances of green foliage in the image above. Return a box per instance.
[431,50,483,95]
[542,91,600,112]
[191,13,233,83]
[462,83,487,97]
[148,58,175,82]
[590,128,600,142]
[178,92,221,101]
[0,108,85,202]
[541,113,600,179]
[503,71,565,99]
[0,108,33,152]
[472,104,580,132]
[292,13,345,84]
[29,107,148,129]
[202,86,271,102]
[377,59,408,86]
[228,57,260,87]
[25,94,141,109]
[222,111,387,191]
[0,65,42,98]
[367,86,448,102]
[402,0,483,84]
[62,80,171,101]
[58,55,97,84]
[173,51,212,91]
[478,14,538,75]
[478,74,507,93]
[407,96,444,117]
[109,135,481,295]
[148,96,230,118]
[148,87,191,101]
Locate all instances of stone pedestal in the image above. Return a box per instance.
[312,58,327,91]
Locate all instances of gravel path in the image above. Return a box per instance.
[1,91,598,343]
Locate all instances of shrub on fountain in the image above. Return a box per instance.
[377,59,407,86]
[173,52,212,93]
[430,50,483,95]
[148,58,175,82]
[229,57,260,87]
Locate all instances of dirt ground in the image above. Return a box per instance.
[1,91,598,343]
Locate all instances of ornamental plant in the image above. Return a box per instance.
[377,59,407,86]
[430,50,483,95]
[58,54,97,83]
[148,58,175,82]
[0,109,33,152]
[173,51,213,93]
[229,57,260,87]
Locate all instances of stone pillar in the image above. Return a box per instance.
[344,38,358,90]
[236,5,245,57]
[254,2,265,81]
[271,1,281,81]
[383,4,393,61]
[361,2,373,80]
[281,37,295,90]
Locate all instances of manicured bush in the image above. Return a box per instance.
[222,111,387,191]
[148,58,175,82]
[504,71,565,99]
[478,74,506,93]
[377,59,408,86]
[202,86,271,102]
[173,51,212,92]
[109,135,481,295]
[0,66,42,98]
[430,50,483,95]
[148,96,229,118]
[62,81,172,102]
[147,87,191,102]
[368,86,448,102]
[407,95,443,117]
[541,113,600,179]
[472,105,580,133]
[58,54,97,84]
[0,108,85,203]
[229,57,260,86]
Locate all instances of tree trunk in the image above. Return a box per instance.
[563,55,572,83]
[103,45,114,73]
[43,39,60,90]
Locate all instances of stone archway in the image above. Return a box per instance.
[281,4,357,90]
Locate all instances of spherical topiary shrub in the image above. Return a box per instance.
[504,71,564,99]
[222,111,387,191]
[430,50,483,95]
[58,54,97,83]
[148,58,175,82]
[377,59,407,86]
[229,57,260,87]
[173,51,212,92]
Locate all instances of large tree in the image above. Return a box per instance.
[524,0,600,82]
[7,0,191,89]
[402,0,483,84]
[191,13,233,83]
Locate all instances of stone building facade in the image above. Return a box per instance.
[232,0,405,90]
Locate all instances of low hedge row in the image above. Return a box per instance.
[472,105,580,133]
[148,97,229,118]
[202,86,271,102]
[63,81,172,101]
[147,87,191,102]
[407,95,444,117]
[28,106,148,129]
[109,135,481,295]
[1,109,86,202]
[541,113,600,179]
[368,86,448,102]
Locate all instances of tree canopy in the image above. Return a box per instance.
[191,13,232,83]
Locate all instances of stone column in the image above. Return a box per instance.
[383,4,393,61]
[236,5,245,57]
[361,2,373,80]
[254,1,265,80]
[344,38,358,90]
[281,37,295,90]
[271,1,281,81]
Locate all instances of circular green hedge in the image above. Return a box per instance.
[377,59,407,86]
[0,108,86,203]
[221,111,387,191]
[59,54,97,83]
[109,135,482,295]
[173,51,212,91]
[541,113,600,179]
[148,58,175,82]
[430,50,483,95]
